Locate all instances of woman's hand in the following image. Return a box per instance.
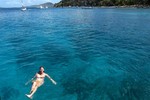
[45,73,57,85]
[52,80,57,85]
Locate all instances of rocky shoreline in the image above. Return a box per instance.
[115,5,150,8]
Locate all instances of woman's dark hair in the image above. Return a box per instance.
[39,66,43,69]
[38,66,44,75]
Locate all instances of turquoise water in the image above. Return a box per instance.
[0,8,150,100]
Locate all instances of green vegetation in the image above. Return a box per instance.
[55,0,150,7]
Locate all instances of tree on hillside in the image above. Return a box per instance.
[54,0,150,7]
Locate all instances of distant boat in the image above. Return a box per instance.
[81,7,93,9]
[21,0,27,11]
[45,6,48,8]
[40,6,44,9]
[21,6,27,11]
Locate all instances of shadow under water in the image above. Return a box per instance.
[0,86,20,100]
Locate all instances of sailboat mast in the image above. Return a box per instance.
[21,0,24,6]
[21,0,27,11]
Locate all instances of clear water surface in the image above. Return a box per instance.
[0,8,150,100]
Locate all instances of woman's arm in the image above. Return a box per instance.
[25,74,37,85]
[45,74,57,85]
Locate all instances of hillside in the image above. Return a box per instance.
[29,2,54,8]
[54,0,150,7]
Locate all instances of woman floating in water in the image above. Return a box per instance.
[25,66,57,99]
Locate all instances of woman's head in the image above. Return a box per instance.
[38,66,44,75]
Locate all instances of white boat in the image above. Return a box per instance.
[45,6,48,8]
[40,6,44,9]
[21,6,27,11]
[21,0,27,11]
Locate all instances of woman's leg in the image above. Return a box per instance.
[29,86,38,97]
[30,82,36,93]
[26,81,43,99]
[26,82,38,98]
[26,86,38,99]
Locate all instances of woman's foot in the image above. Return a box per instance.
[25,94,32,99]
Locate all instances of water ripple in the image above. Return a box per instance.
[0,8,150,100]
